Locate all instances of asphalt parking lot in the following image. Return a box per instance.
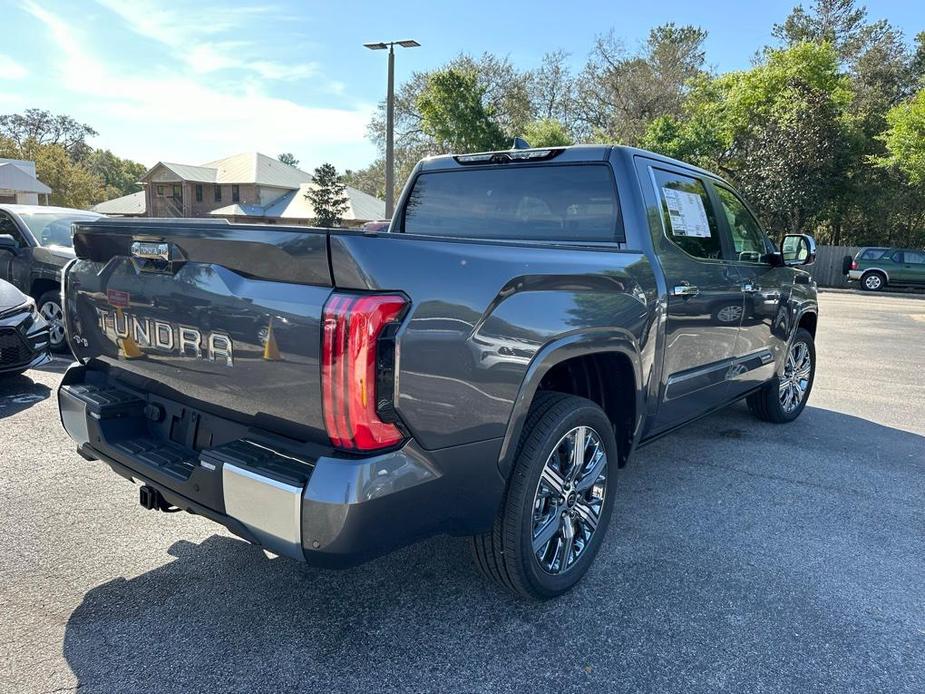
[1,291,923,693]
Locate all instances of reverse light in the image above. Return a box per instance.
[321,292,408,452]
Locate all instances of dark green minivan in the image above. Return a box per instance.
[846,247,925,290]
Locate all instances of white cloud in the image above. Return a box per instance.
[0,54,30,80]
[20,0,375,169]
[94,0,318,82]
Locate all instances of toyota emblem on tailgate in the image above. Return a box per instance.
[131,241,171,260]
[130,241,186,273]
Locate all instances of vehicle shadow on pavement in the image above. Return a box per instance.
[60,404,924,694]
[0,373,51,419]
[33,357,72,375]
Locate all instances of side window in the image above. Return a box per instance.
[904,250,925,264]
[715,186,770,262]
[0,213,26,248]
[653,169,722,260]
[890,251,904,264]
[860,248,887,260]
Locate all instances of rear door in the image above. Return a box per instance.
[904,250,925,284]
[636,159,744,434]
[890,250,925,284]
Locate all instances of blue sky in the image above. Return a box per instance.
[1,1,921,172]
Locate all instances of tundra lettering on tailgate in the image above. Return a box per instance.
[95,308,234,366]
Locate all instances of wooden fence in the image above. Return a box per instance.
[807,245,860,288]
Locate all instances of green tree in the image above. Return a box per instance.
[773,0,880,64]
[417,68,509,153]
[0,137,106,208]
[32,143,106,208]
[576,23,708,145]
[0,108,97,162]
[642,43,852,234]
[528,51,577,130]
[521,119,573,147]
[306,163,349,227]
[877,88,925,184]
[277,152,299,167]
[85,149,146,198]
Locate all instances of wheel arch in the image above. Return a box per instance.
[797,309,817,338]
[498,331,644,478]
[30,277,61,302]
[860,267,889,283]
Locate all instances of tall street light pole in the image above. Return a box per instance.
[364,39,420,219]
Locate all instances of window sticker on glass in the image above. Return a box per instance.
[662,187,712,238]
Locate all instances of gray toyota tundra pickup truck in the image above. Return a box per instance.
[57,145,818,599]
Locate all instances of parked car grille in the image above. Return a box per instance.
[0,328,32,367]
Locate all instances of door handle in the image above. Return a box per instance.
[670,284,700,297]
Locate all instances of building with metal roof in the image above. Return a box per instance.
[116,151,384,225]
[211,182,385,225]
[90,190,146,216]
[0,158,52,205]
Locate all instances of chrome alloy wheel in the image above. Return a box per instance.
[779,340,812,413]
[864,273,883,290]
[531,426,608,574]
[40,300,65,347]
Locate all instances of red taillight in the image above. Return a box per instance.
[322,292,407,452]
[851,260,858,270]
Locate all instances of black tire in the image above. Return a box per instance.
[37,289,68,353]
[860,271,886,291]
[747,327,816,423]
[470,392,618,600]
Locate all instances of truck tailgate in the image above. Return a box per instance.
[65,220,333,442]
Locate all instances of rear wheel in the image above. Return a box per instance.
[861,271,885,291]
[470,393,617,599]
[747,328,815,423]
[38,289,67,353]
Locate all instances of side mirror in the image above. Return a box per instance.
[781,234,816,267]
[0,234,19,254]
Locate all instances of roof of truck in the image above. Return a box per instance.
[417,144,719,179]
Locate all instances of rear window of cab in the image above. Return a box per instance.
[401,164,623,243]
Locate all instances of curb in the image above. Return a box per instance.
[818,287,925,300]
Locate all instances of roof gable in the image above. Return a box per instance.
[0,162,52,194]
[139,152,325,190]
[91,190,146,214]
[201,152,313,187]
[142,161,218,183]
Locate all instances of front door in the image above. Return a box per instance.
[712,184,794,398]
[637,160,744,435]
[890,250,925,285]
[0,211,32,291]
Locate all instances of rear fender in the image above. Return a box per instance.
[497,331,644,478]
